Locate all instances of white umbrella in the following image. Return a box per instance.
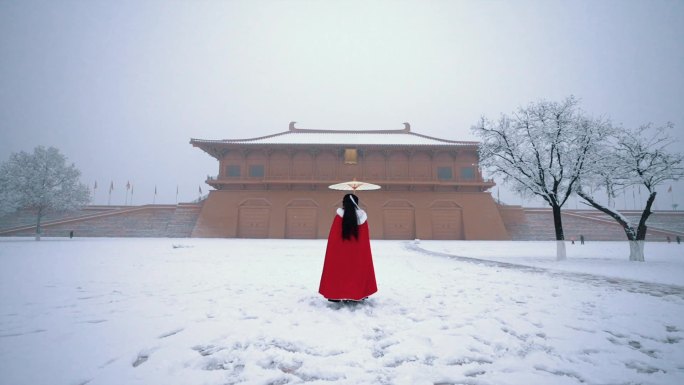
[328,179,381,191]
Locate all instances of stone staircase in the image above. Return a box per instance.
[2,203,679,240]
[623,213,684,234]
[0,206,114,231]
[165,204,203,237]
[0,204,202,238]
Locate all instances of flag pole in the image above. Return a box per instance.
[125,181,130,205]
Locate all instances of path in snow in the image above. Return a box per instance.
[409,242,684,300]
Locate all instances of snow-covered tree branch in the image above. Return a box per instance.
[472,96,613,260]
[577,123,684,261]
[0,146,91,240]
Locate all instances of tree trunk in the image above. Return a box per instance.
[556,240,567,261]
[551,203,564,240]
[550,203,566,260]
[629,240,645,262]
[636,192,657,240]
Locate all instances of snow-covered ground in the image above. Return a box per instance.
[418,240,684,286]
[1,238,683,385]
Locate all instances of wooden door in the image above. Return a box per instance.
[238,207,270,238]
[286,208,317,239]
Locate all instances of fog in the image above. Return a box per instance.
[1,0,683,209]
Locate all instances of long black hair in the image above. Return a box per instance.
[342,193,360,241]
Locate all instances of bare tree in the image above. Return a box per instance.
[0,146,90,240]
[472,96,612,260]
[577,123,683,261]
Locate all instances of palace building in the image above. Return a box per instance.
[190,122,510,240]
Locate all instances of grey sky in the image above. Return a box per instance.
[1,0,683,208]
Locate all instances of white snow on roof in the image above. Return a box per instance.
[217,131,472,146]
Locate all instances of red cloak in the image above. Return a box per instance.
[319,212,378,300]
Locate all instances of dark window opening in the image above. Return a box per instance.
[226,165,241,177]
[249,165,265,177]
[461,167,475,180]
[437,167,453,180]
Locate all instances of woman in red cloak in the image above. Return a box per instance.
[319,193,377,301]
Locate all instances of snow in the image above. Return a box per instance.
[195,131,472,146]
[418,240,684,286]
[1,238,683,385]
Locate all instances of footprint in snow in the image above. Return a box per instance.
[625,360,665,374]
[464,369,486,377]
[664,335,681,344]
[534,365,585,383]
[99,358,117,368]
[82,319,107,324]
[132,351,152,367]
[158,327,184,339]
[193,344,224,356]
[0,329,46,338]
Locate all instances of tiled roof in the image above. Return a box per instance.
[191,124,476,147]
